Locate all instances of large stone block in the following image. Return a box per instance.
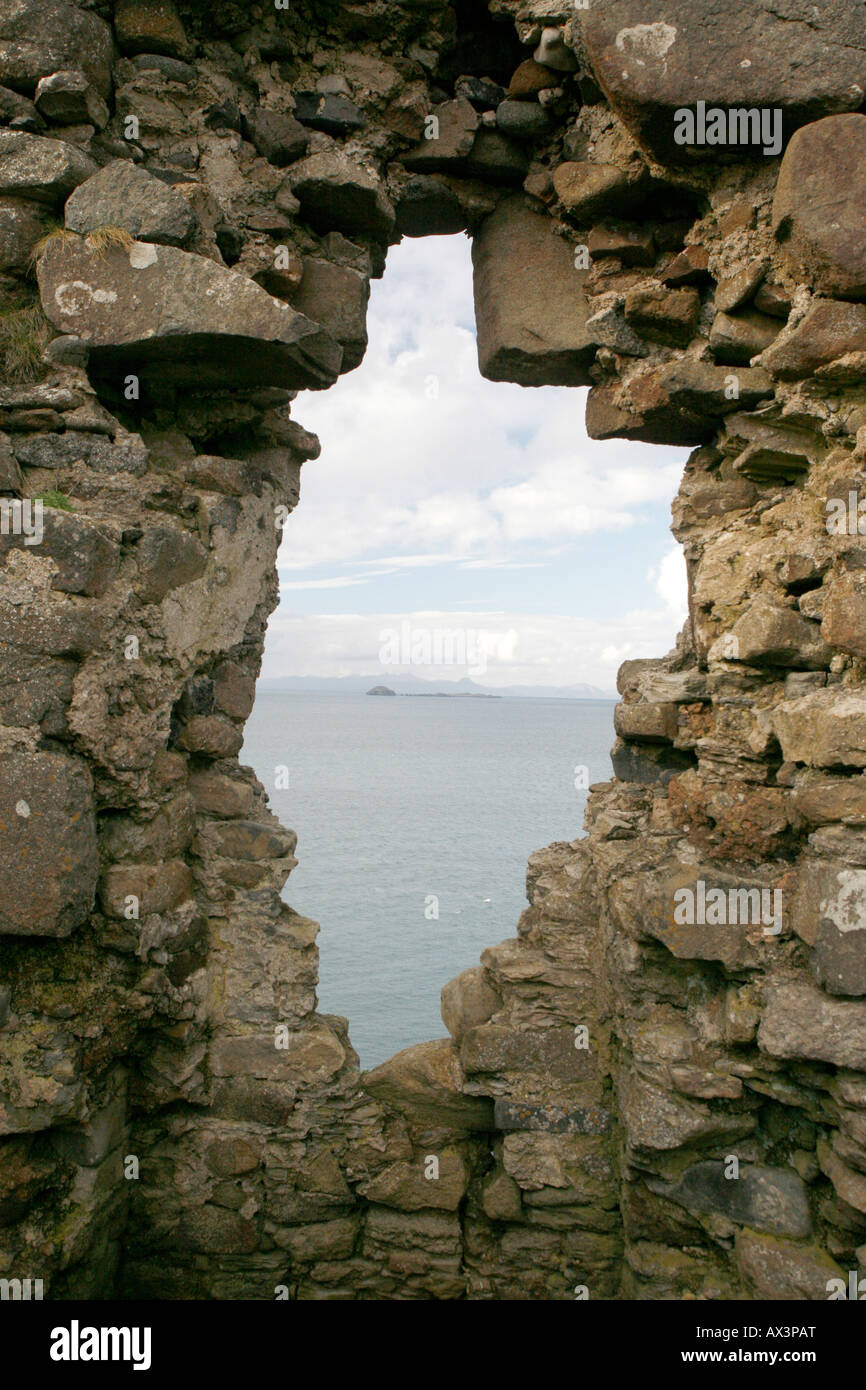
[289,257,369,373]
[472,195,594,387]
[773,690,866,768]
[759,980,866,1069]
[774,114,866,300]
[363,1038,494,1131]
[581,0,866,164]
[287,152,395,242]
[37,236,343,390]
[0,129,95,203]
[0,749,97,935]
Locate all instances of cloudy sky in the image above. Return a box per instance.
[263,233,688,693]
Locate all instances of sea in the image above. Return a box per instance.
[241,692,616,1068]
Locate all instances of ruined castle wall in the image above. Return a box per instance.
[2,0,866,1300]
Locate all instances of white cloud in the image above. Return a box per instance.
[282,235,685,573]
[651,546,689,622]
[262,606,684,691]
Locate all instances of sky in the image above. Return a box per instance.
[262,233,689,693]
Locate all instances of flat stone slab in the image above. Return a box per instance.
[37,236,343,390]
[581,0,866,164]
[494,1098,613,1135]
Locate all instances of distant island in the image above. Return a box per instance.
[367,685,499,698]
[262,674,615,699]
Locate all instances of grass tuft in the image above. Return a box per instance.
[85,226,135,256]
[0,304,50,383]
[33,490,75,511]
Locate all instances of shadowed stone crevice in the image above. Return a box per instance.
[2,0,866,1300]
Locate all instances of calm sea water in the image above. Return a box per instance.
[241,693,616,1067]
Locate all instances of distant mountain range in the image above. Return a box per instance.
[257,673,615,699]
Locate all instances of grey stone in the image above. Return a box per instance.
[655,1161,811,1238]
[0,128,95,203]
[759,980,866,1069]
[582,0,866,164]
[472,194,594,386]
[293,91,365,136]
[37,236,343,390]
[495,1099,613,1136]
[396,176,467,237]
[495,99,550,141]
[288,152,395,242]
[0,195,51,271]
[0,0,113,97]
[403,98,478,173]
[455,75,506,110]
[290,257,369,374]
[64,161,197,246]
[34,69,108,128]
[0,749,98,936]
[774,114,866,301]
[242,109,309,168]
[533,27,578,72]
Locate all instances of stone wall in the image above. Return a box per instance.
[2,0,866,1300]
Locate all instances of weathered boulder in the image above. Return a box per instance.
[0,0,113,97]
[242,109,309,168]
[553,161,631,222]
[623,284,700,347]
[710,309,779,365]
[395,176,467,237]
[34,69,108,128]
[0,194,50,270]
[0,129,95,203]
[36,236,343,390]
[363,1039,494,1131]
[292,91,365,136]
[114,0,191,61]
[357,1148,470,1211]
[773,690,866,768]
[735,1231,843,1300]
[760,300,866,379]
[0,749,98,936]
[64,162,197,247]
[773,114,866,300]
[472,195,594,386]
[287,152,395,242]
[289,257,369,373]
[495,99,550,141]
[654,1161,811,1238]
[134,523,207,603]
[822,570,866,659]
[403,97,478,172]
[725,599,831,669]
[440,966,501,1039]
[759,980,866,1068]
[581,0,866,164]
